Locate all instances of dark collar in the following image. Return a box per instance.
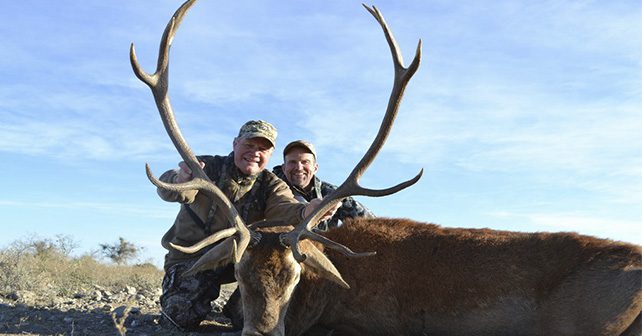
[273,164,321,201]
[226,152,259,186]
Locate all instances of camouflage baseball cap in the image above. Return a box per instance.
[283,140,316,159]
[237,120,277,148]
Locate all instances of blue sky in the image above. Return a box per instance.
[1,0,640,267]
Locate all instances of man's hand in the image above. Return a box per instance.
[175,161,205,183]
[304,198,341,222]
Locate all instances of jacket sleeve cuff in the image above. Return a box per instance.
[156,169,197,203]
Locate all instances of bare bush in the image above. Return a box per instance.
[0,236,162,303]
[10,234,77,258]
[100,237,141,265]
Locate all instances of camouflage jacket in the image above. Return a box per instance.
[272,165,375,231]
[158,153,305,270]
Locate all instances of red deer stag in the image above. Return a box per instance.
[131,1,642,335]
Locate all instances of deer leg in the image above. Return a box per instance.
[222,287,244,330]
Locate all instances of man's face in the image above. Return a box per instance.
[283,147,318,189]
[233,137,274,176]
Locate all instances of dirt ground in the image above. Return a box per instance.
[0,284,238,336]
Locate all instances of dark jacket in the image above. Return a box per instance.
[273,165,375,231]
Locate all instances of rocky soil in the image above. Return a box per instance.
[0,284,238,335]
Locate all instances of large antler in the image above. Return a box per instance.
[129,0,252,263]
[280,4,423,262]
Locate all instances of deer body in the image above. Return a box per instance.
[242,218,642,336]
[132,1,641,335]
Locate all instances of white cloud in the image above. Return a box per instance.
[0,115,173,162]
[529,213,642,243]
[0,199,176,220]
[485,210,642,244]
[1,0,641,266]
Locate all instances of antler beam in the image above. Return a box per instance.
[281,4,423,262]
[130,0,252,262]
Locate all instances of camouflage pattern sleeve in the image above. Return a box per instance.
[336,196,375,220]
[156,155,223,204]
[263,172,306,225]
[316,180,375,231]
[156,169,198,204]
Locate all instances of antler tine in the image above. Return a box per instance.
[306,231,376,258]
[145,164,248,241]
[281,4,423,262]
[131,0,251,259]
[130,0,200,173]
[170,227,238,254]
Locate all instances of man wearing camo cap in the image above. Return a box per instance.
[155,120,336,331]
[273,140,375,232]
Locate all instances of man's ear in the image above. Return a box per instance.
[313,161,319,174]
[233,137,239,148]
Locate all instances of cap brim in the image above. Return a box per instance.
[283,141,316,158]
[238,132,275,148]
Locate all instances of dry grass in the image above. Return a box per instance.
[0,237,243,335]
[0,236,163,300]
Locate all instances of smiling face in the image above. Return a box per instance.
[233,137,274,176]
[283,147,318,190]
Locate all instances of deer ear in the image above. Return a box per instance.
[183,237,237,277]
[300,242,350,289]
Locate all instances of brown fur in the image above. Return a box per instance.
[237,218,642,336]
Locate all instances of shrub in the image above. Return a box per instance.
[0,236,163,303]
[100,237,141,265]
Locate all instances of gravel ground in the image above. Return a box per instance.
[0,284,238,336]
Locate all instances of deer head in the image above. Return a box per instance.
[131,1,422,334]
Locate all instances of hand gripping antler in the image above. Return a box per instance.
[280,4,423,262]
[129,0,252,263]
